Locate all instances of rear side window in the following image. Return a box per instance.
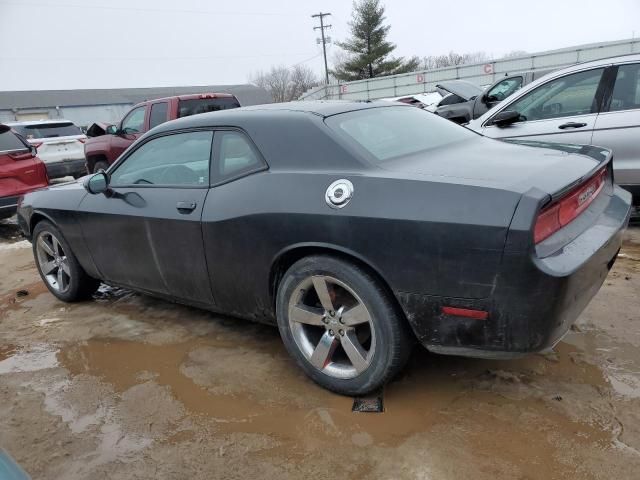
[149,102,169,129]
[178,97,241,118]
[213,131,265,182]
[326,106,475,162]
[0,130,27,151]
[11,122,82,139]
[608,63,640,112]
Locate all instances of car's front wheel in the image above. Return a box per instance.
[276,255,413,395]
[32,220,100,302]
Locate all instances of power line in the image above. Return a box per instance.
[1,0,307,17]
[312,12,332,85]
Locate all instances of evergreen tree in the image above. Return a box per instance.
[333,0,420,81]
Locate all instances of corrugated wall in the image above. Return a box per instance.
[300,38,640,101]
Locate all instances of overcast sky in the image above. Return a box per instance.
[0,0,638,91]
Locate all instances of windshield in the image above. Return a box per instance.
[178,97,241,118]
[12,122,82,140]
[325,106,476,162]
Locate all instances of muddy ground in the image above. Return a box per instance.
[1,216,639,480]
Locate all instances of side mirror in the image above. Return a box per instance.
[83,171,109,195]
[29,145,37,157]
[105,125,118,135]
[491,110,521,127]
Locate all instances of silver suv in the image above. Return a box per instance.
[467,54,640,205]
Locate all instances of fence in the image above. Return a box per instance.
[300,38,640,101]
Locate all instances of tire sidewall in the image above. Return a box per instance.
[32,221,88,302]
[276,255,401,395]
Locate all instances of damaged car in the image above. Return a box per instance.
[17,102,631,395]
[434,71,551,124]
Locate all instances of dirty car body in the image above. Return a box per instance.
[17,102,631,392]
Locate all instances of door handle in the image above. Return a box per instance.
[176,201,197,213]
[558,122,587,129]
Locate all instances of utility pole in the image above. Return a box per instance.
[312,12,332,85]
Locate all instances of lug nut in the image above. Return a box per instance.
[339,318,344,324]
[323,317,329,324]
[329,310,335,317]
[329,330,334,336]
[339,329,344,336]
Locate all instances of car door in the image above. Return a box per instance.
[480,67,607,145]
[78,130,215,306]
[111,105,147,159]
[591,62,640,191]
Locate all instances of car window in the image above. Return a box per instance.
[149,102,169,129]
[214,131,265,181]
[326,106,476,162]
[121,106,146,134]
[11,122,82,139]
[503,68,604,122]
[178,97,241,118]
[110,131,213,187]
[608,63,640,112]
[0,130,27,151]
[487,77,523,102]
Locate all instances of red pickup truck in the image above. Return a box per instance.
[84,93,241,173]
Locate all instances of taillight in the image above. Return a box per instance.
[534,168,607,244]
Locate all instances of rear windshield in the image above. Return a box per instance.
[178,97,241,118]
[325,106,476,162]
[12,122,82,140]
[0,130,27,152]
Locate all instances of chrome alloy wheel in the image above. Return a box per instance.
[35,231,71,293]
[288,275,376,379]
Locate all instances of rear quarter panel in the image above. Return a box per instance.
[201,170,521,321]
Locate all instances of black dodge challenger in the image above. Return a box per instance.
[17,101,631,395]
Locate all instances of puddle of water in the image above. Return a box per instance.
[0,345,59,374]
[55,335,614,461]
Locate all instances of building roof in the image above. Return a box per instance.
[0,84,271,110]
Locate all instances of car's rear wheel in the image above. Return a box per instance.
[33,220,100,302]
[276,255,413,395]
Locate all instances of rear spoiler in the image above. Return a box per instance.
[503,139,613,201]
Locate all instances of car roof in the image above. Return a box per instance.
[5,119,77,126]
[133,92,236,107]
[149,100,409,135]
[549,53,640,75]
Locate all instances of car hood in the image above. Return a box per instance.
[86,122,112,137]
[435,81,484,101]
[378,137,610,197]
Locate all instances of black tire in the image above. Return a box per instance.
[32,220,100,302]
[93,160,109,173]
[276,255,413,396]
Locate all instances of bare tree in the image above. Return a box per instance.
[289,64,319,99]
[422,51,489,70]
[250,64,319,102]
[501,50,528,59]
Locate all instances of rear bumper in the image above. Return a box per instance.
[0,195,19,219]
[45,158,87,179]
[400,186,632,359]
